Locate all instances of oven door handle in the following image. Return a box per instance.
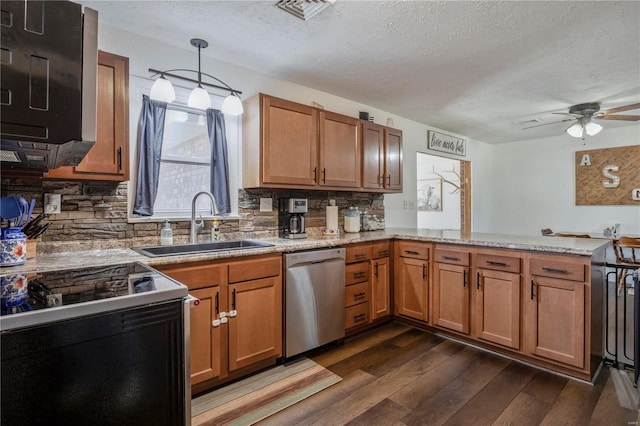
[183,294,198,426]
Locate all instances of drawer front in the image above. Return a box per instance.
[530,258,585,282]
[345,302,369,329]
[434,248,470,266]
[371,241,390,259]
[345,281,369,307]
[396,241,429,260]
[346,245,372,263]
[228,256,281,283]
[476,253,521,274]
[157,263,226,290]
[345,262,370,285]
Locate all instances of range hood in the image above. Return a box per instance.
[0,1,98,172]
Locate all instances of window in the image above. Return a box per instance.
[128,77,240,219]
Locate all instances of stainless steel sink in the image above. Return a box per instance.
[133,240,274,257]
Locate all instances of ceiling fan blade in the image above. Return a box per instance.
[552,112,582,117]
[602,102,640,115]
[522,118,575,129]
[596,114,640,121]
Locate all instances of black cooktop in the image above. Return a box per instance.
[0,262,187,330]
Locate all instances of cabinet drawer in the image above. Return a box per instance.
[371,241,390,259]
[396,241,429,260]
[476,253,521,273]
[346,245,372,263]
[434,248,469,266]
[345,302,369,329]
[345,281,369,307]
[530,258,585,282]
[345,262,370,285]
[157,263,226,291]
[228,256,281,283]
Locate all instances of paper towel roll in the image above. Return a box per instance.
[326,206,339,231]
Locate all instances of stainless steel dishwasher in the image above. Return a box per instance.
[285,248,346,358]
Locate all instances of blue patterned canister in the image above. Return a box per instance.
[0,227,27,266]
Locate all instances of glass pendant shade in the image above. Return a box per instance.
[585,121,603,136]
[150,76,176,102]
[221,94,244,116]
[188,86,211,110]
[566,122,584,138]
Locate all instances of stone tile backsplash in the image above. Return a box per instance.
[1,179,384,253]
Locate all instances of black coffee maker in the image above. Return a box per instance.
[278,198,308,239]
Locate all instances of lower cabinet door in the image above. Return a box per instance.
[371,257,390,320]
[228,277,282,372]
[433,262,470,333]
[395,257,429,322]
[475,269,521,350]
[526,275,585,368]
[190,287,222,385]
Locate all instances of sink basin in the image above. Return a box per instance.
[133,240,274,257]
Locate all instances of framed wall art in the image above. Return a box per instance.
[417,179,442,211]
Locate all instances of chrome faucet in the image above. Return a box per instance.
[190,191,220,243]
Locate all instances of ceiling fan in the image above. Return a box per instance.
[524,102,640,138]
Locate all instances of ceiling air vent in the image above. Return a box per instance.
[513,118,542,127]
[276,0,336,21]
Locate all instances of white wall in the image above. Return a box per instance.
[490,126,640,236]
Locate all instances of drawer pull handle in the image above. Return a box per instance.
[477,272,481,290]
[355,253,367,259]
[354,292,366,299]
[422,264,426,280]
[354,313,366,321]
[463,270,467,288]
[232,288,236,310]
[542,267,568,274]
[405,250,420,255]
[353,271,366,279]
[443,255,460,261]
[378,250,389,257]
[486,260,507,267]
[215,291,220,314]
[374,262,379,278]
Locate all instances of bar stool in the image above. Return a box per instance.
[612,236,640,295]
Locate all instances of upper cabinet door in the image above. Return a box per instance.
[261,96,318,186]
[319,111,360,188]
[46,51,129,181]
[384,128,403,191]
[361,122,384,190]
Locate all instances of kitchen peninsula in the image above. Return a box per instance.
[1,229,609,387]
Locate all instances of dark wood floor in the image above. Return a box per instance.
[259,322,640,426]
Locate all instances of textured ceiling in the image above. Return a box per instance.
[84,0,640,143]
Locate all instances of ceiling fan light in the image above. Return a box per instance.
[585,121,603,136]
[566,122,584,138]
[221,94,244,116]
[150,76,176,102]
[187,86,211,110]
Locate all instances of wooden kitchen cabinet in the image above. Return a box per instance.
[432,247,470,334]
[361,121,403,192]
[319,111,360,188]
[370,242,391,320]
[525,256,586,369]
[394,241,430,322]
[473,251,522,350]
[157,254,282,392]
[46,51,129,181]
[189,286,222,384]
[244,94,359,190]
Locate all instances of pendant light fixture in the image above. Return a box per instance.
[149,38,243,115]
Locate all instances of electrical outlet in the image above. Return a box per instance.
[259,198,273,212]
[44,193,61,214]
[403,200,409,209]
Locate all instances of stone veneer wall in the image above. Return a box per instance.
[1,179,384,253]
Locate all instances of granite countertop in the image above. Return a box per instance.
[1,228,610,275]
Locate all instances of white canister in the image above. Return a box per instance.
[344,207,360,233]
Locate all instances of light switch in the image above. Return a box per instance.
[260,197,273,212]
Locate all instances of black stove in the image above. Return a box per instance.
[0,262,188,331]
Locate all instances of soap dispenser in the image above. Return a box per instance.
[160,220,173,245]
